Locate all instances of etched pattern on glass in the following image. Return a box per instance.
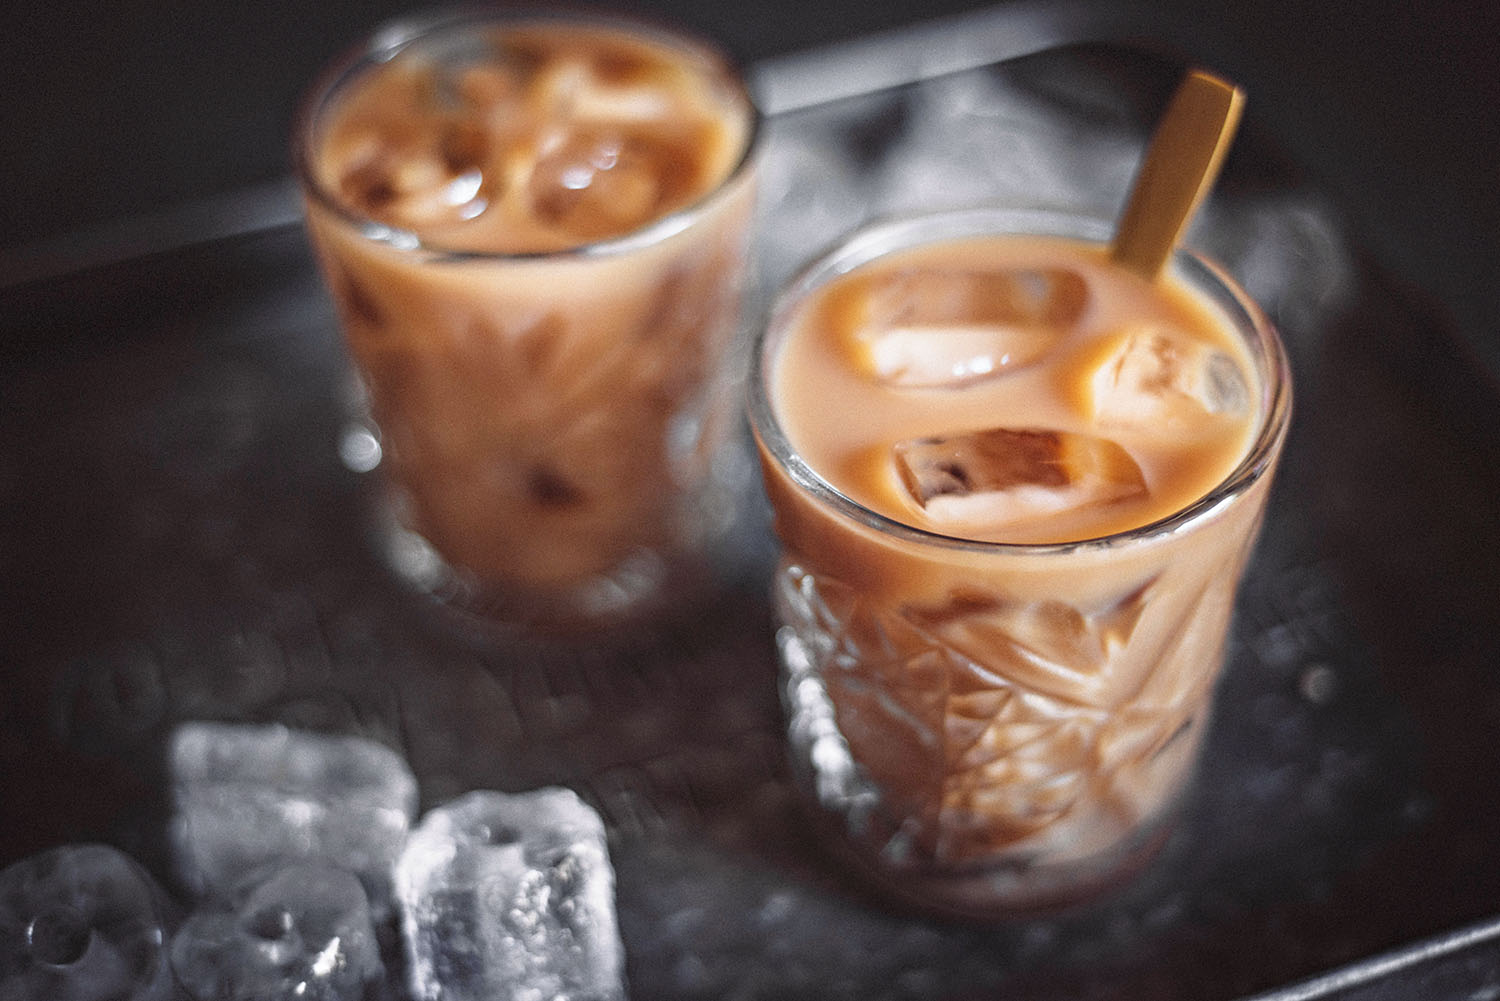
[344,237,744,594]
[774,560,1219,867]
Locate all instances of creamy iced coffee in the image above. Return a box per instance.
[296,12,757,627]
[750,208,1291,912]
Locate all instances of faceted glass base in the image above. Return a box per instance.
[772,559,1213,913]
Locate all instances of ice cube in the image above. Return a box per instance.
[170,862,382,1001]
[394,788,625,1001]
[894,427,1146,531]
[850,268,1086,388]
[1080,325,1251,430]
[529,54,677,124]
[860,324,1055,389]
[528,127,666,240]
[0,844,174,1001]
[168,722,418,914]
[337,142,490,228]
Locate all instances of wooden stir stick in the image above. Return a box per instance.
[1110,69,1246,280]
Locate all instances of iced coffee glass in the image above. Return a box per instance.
[295,9,758,630]
[749,206,1292,914]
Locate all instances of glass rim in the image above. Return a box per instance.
[290,3,762,263]
[747,204,1294,557]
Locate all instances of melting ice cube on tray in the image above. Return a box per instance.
[170,862,382,1001]
[850,267,1087,388]
[894,427,1147,533]
[395,787,626,1001]
[0,844,175,1001]
[167,722,417,913]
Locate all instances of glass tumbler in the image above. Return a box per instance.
[748,207,1292,915]
[294,8,760,633]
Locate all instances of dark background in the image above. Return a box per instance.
[3,0,1498,365]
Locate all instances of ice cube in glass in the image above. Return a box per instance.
[893,426,1146,533]
[849,268,1086,387]
[528,52,679,124]
[1079,324,1251,431]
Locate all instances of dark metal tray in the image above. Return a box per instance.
[3,34,1498,1001]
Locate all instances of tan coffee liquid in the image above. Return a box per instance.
[770,235,1258,545]
[311,22,752,252]
[301,18,756,605]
